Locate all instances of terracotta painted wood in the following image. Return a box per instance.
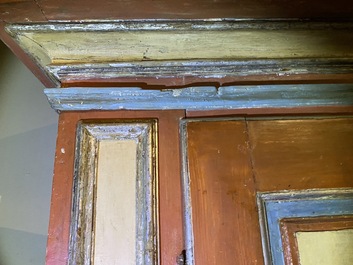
[186,120,264,265]
[46,110,185,265]
[36,0,353,21]
[0,0,46,22]
[248,118,353,191]
[0,0,353,23]
[281,216,353,265]
[60,73,353,88]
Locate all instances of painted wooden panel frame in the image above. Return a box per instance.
[46,110,184,265]
[69,121,158,265]
[257,189,353,265]
[280,216,353,265]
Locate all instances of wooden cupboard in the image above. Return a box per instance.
[45,108,353,265]
[1,2,353,264]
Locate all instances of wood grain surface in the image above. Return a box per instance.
[248,118,353,191]
[186,120,264,265]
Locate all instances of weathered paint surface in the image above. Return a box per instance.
[46,110,184,265]
[7,21,353,64]
[69,122,158,265]
[44,84,353,112]
[257,190,353,265]
[48,58,353,84]
[6,21,353,85]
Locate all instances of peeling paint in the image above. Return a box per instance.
[44,84,353,112]
[257,189,353,265]
[69,121,158,265]
[5,20,353,85]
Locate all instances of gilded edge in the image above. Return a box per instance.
[68,121,159,265]
[180,120,195,265]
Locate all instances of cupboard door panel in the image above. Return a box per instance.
[184,120,264,265]
[184,117,353,265]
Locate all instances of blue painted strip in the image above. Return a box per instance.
[44,84,353,112]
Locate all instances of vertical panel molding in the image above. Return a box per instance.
[69,121,158,265]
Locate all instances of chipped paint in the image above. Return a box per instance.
[44,84,353,112]
[69,121,158,265]
[257,189,353,265]
[5,20,353,85]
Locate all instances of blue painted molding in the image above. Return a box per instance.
[257,189,353,265]
[44,84,353,112]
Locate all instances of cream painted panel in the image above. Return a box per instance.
[94,140,137,265]
[15,30,353,65]
[297,229,353,265]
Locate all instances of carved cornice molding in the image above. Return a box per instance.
[6,20,353,86]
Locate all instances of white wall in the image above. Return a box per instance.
[0,41,58,264]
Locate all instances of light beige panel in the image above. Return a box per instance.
[297,229,353,265]
[94,140,137,265]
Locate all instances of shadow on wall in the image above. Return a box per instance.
[0,41,11,96]
[0,39,58,265]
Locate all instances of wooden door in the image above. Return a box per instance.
[183,117,353,265]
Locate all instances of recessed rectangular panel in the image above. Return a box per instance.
[69,121,158,265]
[94,140,137,265]
[297,229,353,265]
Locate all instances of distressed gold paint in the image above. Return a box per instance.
[68,122,158,265]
